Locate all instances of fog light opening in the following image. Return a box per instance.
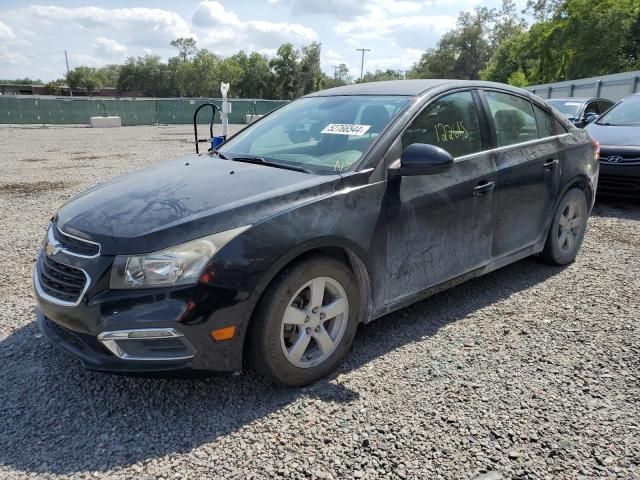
[97,328,195,361]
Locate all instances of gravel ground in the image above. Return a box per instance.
[0,125,638,480]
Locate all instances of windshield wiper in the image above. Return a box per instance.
[230,155,312,174]
[211,150,230,160]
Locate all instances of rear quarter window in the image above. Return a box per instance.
[534,105,554,138]
[485,91,539,147]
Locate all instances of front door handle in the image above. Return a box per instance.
[544,159,559,170]
[473,180,495,196]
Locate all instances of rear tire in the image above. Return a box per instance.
[540,188,589,265]
[247,256,360,387]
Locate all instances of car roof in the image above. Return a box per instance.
[304,79,538,97]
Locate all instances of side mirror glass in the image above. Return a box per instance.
[398,143,454,176]
[584,113,599,125]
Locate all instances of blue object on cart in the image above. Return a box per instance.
[212,136,225,149]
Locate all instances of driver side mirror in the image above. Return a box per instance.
[584,113,599,125]
[396,143,454,176]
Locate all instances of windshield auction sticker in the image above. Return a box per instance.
[321,124,371,136]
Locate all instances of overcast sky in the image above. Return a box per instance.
[0,0,522,82]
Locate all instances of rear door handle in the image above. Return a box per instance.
[473,180,495,196]
[544,159,559,170]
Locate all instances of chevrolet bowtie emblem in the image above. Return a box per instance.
[45,241,62,257]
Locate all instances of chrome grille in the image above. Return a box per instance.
[599,149,640,165]
[37,255,88,305]
[52,225,100,257]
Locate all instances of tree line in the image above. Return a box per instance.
[409,0,640,86]
[3,0,638,98]
[34,40,350,99]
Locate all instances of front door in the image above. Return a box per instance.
[384,90,496,305]
[480,90,562,258]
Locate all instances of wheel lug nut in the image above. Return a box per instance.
[319,313,326,320]
[305,316,310,323]
[306,327,311,334]
[312,307,319,314]
[314,326,321,333]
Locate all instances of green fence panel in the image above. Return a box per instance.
[103,99,157,126]
[0,97,38,124]
[158,98,288,125]
[0,96,289,125]
[158,98,221,125]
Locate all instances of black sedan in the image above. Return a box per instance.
[34,80,598,386]
[586,93,640,197]
[547,97,614,128]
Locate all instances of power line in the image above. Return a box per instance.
[25,49,72,96]
[26,50,66,58]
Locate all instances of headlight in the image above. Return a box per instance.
[109,225,249,289]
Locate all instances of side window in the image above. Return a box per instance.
[584,102,600,115]
[597,101,613,114]
[401,91,482,158]
[485,91,538,147]
[534,105,554,138]
[554,117,569,134]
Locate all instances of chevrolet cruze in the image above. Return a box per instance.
[35,80,598,386]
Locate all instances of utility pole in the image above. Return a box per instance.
[26,49,74,96]
[356,48,370,82]
[64,49,72,97]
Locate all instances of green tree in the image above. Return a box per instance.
[117,55,175,96]
[0,77,43,85]
[484,0,640,85]
[95,64,121,87]
[299,42,323,94]
[325,63,351,88]
[44,80,64,95]
[170,37,198,62]
[229,51,273,98]
[66,66,103,91]
[270,43,300,100]
[361,69,405,82]
[409,7,496,80]
[507,69,529,87]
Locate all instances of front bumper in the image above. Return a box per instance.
[35,266,257,374]
[37,312,195,373]
[598,160,640,197]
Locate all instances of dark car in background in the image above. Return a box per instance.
[35,80,598,386]
[547,97,614,128]
[586,93,640,197]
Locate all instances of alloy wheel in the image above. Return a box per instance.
[280,276,349,369]
[557,198,583,253]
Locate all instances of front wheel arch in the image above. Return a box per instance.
[242,242,372,356]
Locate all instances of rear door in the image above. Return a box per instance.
[383,89,497,304]
[479,90,562,259]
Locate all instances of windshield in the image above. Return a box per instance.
[548,100,582,117]
[219,95,411,174]
[597,95,640,126]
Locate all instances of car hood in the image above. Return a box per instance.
[56,155,339,255]
[586,123,640,147]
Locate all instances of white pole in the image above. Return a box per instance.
[64,49,73,97]
[220,82,230,138]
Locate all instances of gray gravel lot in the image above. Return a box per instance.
[0,125,638,480]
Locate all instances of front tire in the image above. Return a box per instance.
[247,256,360,386]
[541,188,589,265]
